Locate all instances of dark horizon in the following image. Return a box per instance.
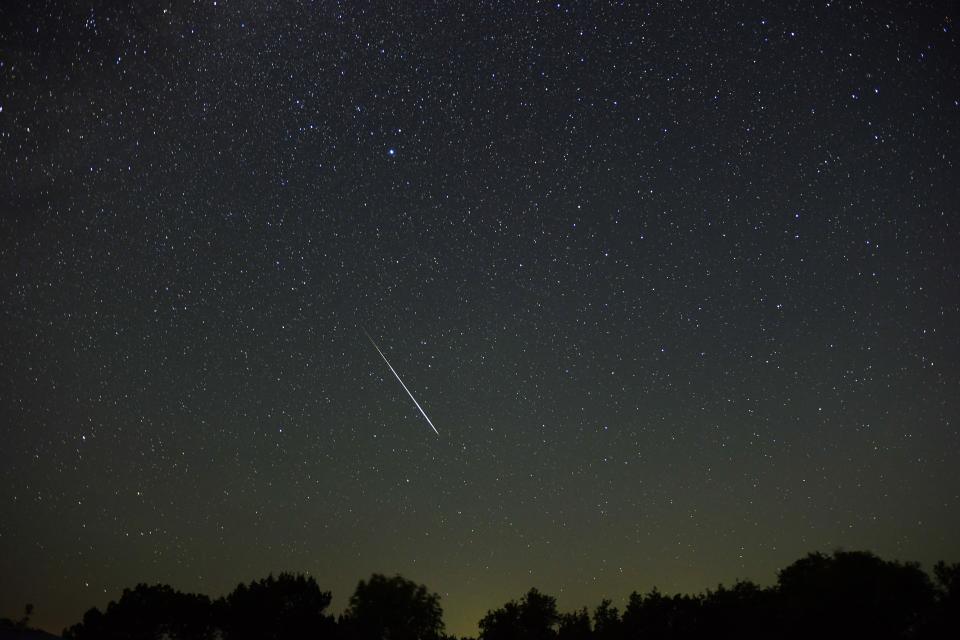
[2,1,958,638]
[3,549,958,639]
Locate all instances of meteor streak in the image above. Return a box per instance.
[364,330,439,436]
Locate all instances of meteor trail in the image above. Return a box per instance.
[364,330,439,436]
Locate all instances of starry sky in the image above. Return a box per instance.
[1,1,959,636]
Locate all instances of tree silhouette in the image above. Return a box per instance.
[0,604,33,632]
[775,550,934,639]
[923,561,960,637]
[18,605,32,631]
[620,587,702,640]
[0,604,33,633]
[218,572,335,640]
[933,560,960,600]
[557,607,591,640]
[700,579,773,640]
[339,574,444,640]
[62,584,215,640]
[50,552,959,640]
[590,599,621,640]
[478,588,558,640]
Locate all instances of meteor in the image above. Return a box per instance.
[364,330,439,436]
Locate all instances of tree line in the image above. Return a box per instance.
[45,550,959,639]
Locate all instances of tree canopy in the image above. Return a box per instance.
[218,573,334,640]
[340,573,445,640]
[479,588,558,640]
[56,551,959,640]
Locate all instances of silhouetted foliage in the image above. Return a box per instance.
[775,550,934,639]
[621,587,703,639]
[478,588,558,640]
[926,561,960,636]
[219,572,334,640]
[557,608,590,640]
[55,551,959,640]
[590,600,620,640]
[933,560,960,599]
[700,580,774,640]
[0,604,33,632]
[62,584,215,640]
[0,604,60,640]
[339,574,444,640]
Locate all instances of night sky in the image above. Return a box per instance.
[2,1,959,636]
